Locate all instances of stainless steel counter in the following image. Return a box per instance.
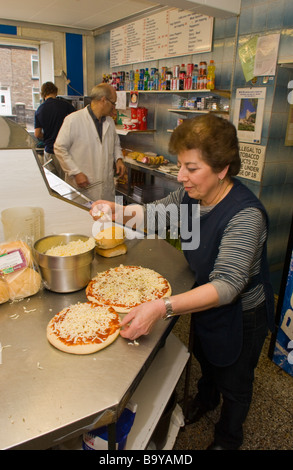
[0,237,194,450]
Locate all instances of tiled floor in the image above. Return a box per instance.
[172,314,293,451]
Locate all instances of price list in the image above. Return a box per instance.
[110,8,213,67]
[144,11,169,61]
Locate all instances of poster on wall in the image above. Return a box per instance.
[238,143,266,182]
[238,36,258,82]
[273,250,293,377]
[254,33,280,77]
[233,87,266,144]
[110,8,213,67]
[238,34,280,82]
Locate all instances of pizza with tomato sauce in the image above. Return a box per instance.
[47,302,120,354]
[86,264,172,313]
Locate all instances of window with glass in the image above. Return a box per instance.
[31,53,40,79]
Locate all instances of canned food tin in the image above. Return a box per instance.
[187,63,194,76]
[184,76,192,90]
[173,65,180,78]
[199,61,207,76]
[171,78,179,90]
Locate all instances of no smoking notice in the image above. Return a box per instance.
[239,143,266,182]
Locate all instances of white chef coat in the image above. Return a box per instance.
[54,106,123,202]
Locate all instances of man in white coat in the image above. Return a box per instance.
[54,83,125,202]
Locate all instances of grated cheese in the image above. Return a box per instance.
[49,303,119,344]
[46,238,95,257]
[87,265,170,308]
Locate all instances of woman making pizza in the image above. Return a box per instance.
[90,114,275,451]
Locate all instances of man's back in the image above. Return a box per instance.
[34,97,75,153]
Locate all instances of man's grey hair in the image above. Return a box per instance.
[90,83,113,101]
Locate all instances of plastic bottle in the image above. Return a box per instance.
[144,68,150,90]
[207,59,216,90]
[129,70,134,91]
[192,64,199,90]
[124,72,130,91]
[153,70,160,90]
[160,67,166,90]
[148,71,154,90]
[179,64,186,90]
[166,70,172,90]
[134,69,139,90]
[199,61,207,76]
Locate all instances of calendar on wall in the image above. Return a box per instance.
[110,8,213,67]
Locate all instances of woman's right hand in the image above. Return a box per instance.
[90,200,125,224]
[90,200,115,221]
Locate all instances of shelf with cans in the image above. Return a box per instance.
[104,61,220,92]
[109,61,230,134]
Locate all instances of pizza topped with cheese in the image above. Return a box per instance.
[47,302,120,354]
[86,264,172,313]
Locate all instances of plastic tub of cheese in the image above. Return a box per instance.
[33,234,95,293]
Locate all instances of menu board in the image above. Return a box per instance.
[110,8,213,67]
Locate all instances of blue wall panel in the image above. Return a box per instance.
[65,33,83,96]
[0,24,17,35]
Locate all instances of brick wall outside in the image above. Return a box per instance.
[0,45,40,128]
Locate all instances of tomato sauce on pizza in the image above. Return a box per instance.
[86,265,172,313]
[47,302,120,354]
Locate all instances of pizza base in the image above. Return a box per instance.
[47,326,120,354]
[98,280,172,313]
[47,303,120,355]
[86,265,172,313]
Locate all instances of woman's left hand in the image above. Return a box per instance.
[119,299,165,340]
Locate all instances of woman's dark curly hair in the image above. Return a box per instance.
[168,114,241,176]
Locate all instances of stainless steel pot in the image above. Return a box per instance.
[33,234,95,293]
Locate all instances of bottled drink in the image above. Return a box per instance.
[199,61,207,76]
[173,65,180,79]
[179,64,186,90]
[197,75,202,90]
[160,67,166,90]
[148,71,154,90]
[200,75,207,89]
[192,64,199,90]
[134,69,139,90]
[187,63,194,76]
[154,70,160,90]
[207,59,216,90]
[144,68,150,90]
[123,72,129,91]
[166,70,172,90]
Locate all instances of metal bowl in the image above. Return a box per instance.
[33,233,95,293]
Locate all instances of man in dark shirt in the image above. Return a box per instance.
[34,82,75,176]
